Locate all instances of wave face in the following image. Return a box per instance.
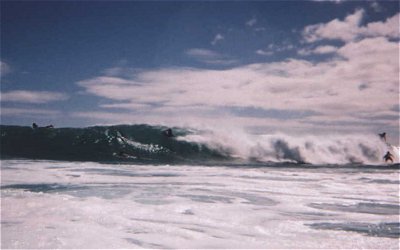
[0,124,397,165]
[0,125,230,164]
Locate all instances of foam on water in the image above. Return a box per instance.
[1,160,399,249]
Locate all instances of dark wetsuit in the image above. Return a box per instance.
[383,151,394,163]
[163,128,174,137]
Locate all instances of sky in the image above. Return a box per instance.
[1,1,399,142]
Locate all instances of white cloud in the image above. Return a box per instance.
[256,43,295,56]
[362,13,399,38]
[76,36,398,133]
[211,33,224,46]
[303,9,364,42]
[303,9,399,43]
[254,27,266,32]
[185,48,237,65]
[256,49,274,56]
[297,48,310,56]
[75,12,399,134]
[314,45,338,54]
[1,61,11,77]
[186,48,220,58]
[1,90,69,103]
[246,17,257,27]
[71,111,139,124]
[100,102,153,110]
[1,107,61,116]
[337,37,397,60]
[298,45,339,55]
[370,1,383,12]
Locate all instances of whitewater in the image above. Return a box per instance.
[1,125,399,249]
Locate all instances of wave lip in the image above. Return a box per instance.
[0,124,397,166]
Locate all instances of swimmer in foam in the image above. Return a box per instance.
[383,151,394,163]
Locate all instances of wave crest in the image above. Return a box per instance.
[178,129,395,165]
[0,124,396,165]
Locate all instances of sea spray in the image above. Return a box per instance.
[177,130,393,165]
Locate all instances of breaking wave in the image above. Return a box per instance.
[0,124,398,166]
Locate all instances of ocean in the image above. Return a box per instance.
[1,125,399,249]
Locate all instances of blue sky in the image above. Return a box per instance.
[1,1,399,141]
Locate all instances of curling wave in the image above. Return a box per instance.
[0,124,397,165]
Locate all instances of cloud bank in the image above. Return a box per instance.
[1,90,69,103]
[302,9,399,42]
[73,9,399,135]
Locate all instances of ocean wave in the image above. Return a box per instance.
[0,124,398,166]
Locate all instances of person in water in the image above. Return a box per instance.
[32,123,54,129]
[383,151,394,163]
[379,132,387,142]
[163,128,174,137]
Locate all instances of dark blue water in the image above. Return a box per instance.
[0,124,228,164]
